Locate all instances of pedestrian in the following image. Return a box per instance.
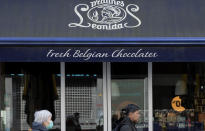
[32,110,54,131]
[116,104,140,131]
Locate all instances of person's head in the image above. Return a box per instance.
[34,110,53,129]
[125,104,140,123]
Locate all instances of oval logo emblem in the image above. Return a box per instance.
[87,5,126,24]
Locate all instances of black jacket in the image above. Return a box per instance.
[32,122,48,131]
[119,117,137,131]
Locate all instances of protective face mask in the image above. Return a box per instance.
[46,120,53,129]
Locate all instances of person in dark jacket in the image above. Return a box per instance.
[32,110,54,131]
[118,104,140,131]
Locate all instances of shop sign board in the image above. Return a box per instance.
[0,47,205,62]
[0,0,205,38]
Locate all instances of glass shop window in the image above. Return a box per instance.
[0,63,60,131]
[111,63,148,131]
[153,63,205,131]
[65,63,103,131]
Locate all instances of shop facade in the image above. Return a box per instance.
[1,0,205,131]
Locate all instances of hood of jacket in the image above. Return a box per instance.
[120,117,137,131]
[32,122,48,131]
[121,117,135,125]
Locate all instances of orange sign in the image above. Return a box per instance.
[171,96,185,112]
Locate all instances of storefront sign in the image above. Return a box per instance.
[0,0,205,38]
[171,96,185,112]
[68,0,141,30]
[46,48,157,60]
[0,47,205,62]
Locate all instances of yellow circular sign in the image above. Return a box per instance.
[171,96,185,112]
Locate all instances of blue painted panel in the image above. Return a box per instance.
[0,47,205,62]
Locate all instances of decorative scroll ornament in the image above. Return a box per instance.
[68,4,91,28]
[68,0,141,30]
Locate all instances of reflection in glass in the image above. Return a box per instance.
[111,63,148,131]
[153,63,205,131]
[0,63,60,131]
[65,63,103,131]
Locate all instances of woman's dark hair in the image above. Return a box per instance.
[124,104,140,115]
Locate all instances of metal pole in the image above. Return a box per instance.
[61,62,66,131]
[107,62,112,131]
[148,62,153,131]
[103,62,108,131]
